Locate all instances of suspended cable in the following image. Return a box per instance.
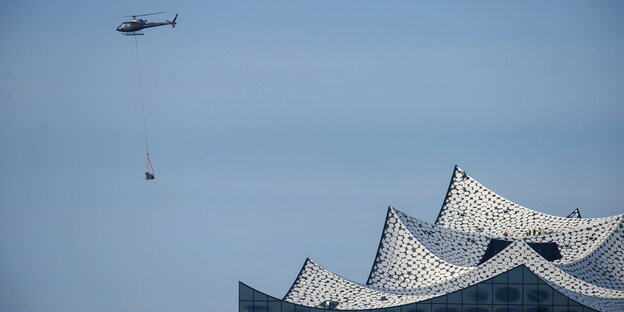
[133,36,155,180]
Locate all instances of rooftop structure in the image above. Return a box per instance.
[240,167,624,312]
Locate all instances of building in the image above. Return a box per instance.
[239,167,624,312]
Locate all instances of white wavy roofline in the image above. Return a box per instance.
[435,166,620,235]
[366,207,480,289]
[439,166,616,222]
[282,167,624,310]
[284,241,624,311]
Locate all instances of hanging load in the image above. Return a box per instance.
[145,152,155,180]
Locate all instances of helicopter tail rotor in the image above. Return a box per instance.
[168,13,178,28]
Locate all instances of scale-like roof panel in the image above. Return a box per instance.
[435,166,619,238]
[264,167,624,311]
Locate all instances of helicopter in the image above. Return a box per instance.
[116,12,178,36]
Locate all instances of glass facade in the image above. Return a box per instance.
[239,266,599,312]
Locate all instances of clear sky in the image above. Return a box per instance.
[1,1,623,311]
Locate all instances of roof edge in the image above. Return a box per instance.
[365,206,394,285]
[282,257,312,300]
[434,165,458,225]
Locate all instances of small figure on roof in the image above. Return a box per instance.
[145,171,155,180]
[503,231,509,237]
[538,227,542,235]
[461,171,468,180]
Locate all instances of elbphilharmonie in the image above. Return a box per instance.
[239,167,624,312]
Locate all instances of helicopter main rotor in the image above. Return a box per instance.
[123,11,166,20]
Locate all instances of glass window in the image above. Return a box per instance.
[524,284,539,304]
[463,284,479,304]
[568,299,582,307]
[447,304,461,312]
[507,284,522,305]
[387,307,400,312]
[478,283,492,304]
[268,302,281,312]
[508,266,523,284]
[432,296,446,304]
[416,303,431,312]
[552,290,568,306]
[493,271,507,284]
[447,291,462,304]
[462,305,478,312]
[493,284,507,304]
[281,302,295,312]
[536,284,552,305]
[240,284,254,300]
[254,301,268,312]
[507,306,522,312]
[402,304,418,312]
[254,290,268,301]
[492,305,508,312]
[295,305,309,312]
[432,304,446,312]
[525,307,552,312]
[523,267,538,284]
[240,301,254,312]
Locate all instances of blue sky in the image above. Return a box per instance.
[1,1,623,311]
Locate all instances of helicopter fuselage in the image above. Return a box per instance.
[116,14,177,35]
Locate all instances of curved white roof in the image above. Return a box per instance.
[280,167,624,311]
[366,207,485,289]
[435,167,620,238]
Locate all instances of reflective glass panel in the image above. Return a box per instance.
[268,302,281,312]
[254,290,268,301]
[478,283,492,304]
[402,303,418,312]
[282,302,295,312]
[493,284,508,304]
[463,285,479,304]
[536,284,552,305]
[524,284,539,304]
[432,304,446,312]
[552,290,568,306]
[432,295,446,304]
[240,284,254,300]
[507,284,522,305]
[493,271,507,284]
[416,303,432,312]
[508,267,523,284]
[492,306,508,312]
[240,301,254,312]
[447,304,461,312]
[448,291,462,304]
[523,267,538,284]
[295,305,309,312]
[254,301,268,312]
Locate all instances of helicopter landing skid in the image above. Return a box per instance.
[122,31,144,36]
